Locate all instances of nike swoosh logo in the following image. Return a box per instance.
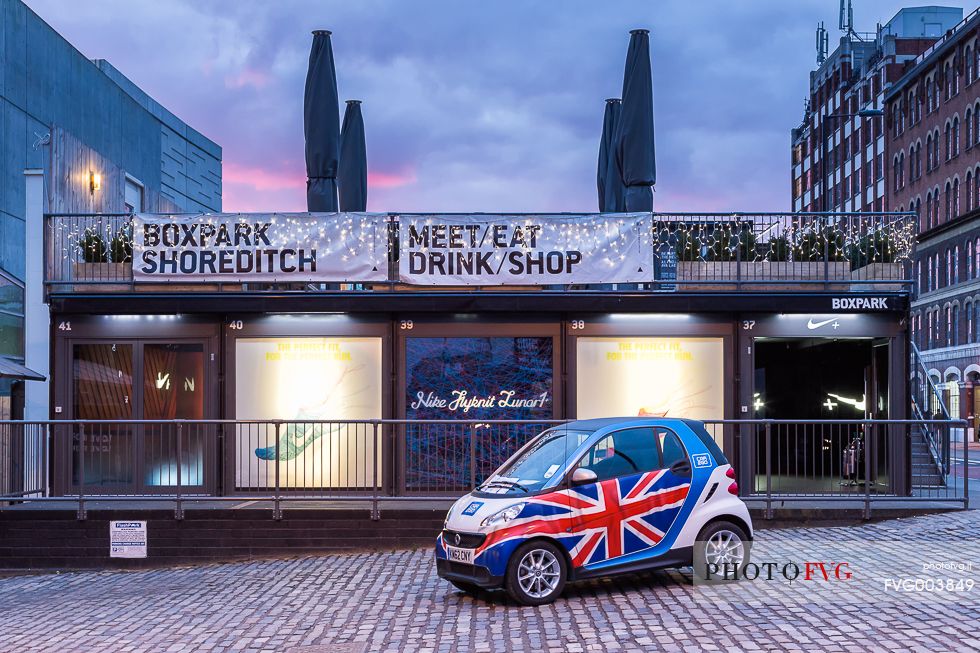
[807,318,837,330]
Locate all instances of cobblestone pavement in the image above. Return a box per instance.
[2,511,979,652]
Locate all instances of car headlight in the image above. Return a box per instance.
[481,502,527,528]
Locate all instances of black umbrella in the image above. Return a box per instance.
[598,98,624,212]
[338,100,367,212]
[304,30,340,212]
[616,29,656,212]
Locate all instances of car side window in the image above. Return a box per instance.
[658,429,688,469]
[577,428,659,483]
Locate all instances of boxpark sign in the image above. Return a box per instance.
[132,212,653,285]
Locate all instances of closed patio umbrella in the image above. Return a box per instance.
[338,100,367,212]
[598,98,624,212]
[304,30,341,212]
[616,29,656,212]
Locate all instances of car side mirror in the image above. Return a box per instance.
[570,467,598,486]
[669,459,692,478]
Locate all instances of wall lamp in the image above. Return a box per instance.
[89,171,101,194]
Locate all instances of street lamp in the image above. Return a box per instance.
[819,108,885,212]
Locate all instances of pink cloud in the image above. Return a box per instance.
[223,180,306,213]
[223,161,305,192]
[224,67,271,89]
[368,168,417,189]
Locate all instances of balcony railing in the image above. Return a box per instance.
[44,212,915,294]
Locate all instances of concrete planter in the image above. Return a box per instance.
[850,262,904,292]
[71,262,132,291]
[71,263,243,292]
[675,261,851,291]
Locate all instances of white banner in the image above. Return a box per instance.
[132,212,388,282]
[398,213,653,285]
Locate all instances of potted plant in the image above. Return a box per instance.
[849,231,905,291]
[787,224,851,289]
[678,222,764,290]
[73,226,131,290]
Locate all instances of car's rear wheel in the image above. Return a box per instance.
[693,520,750,582]
[448,579,481,596]
[504,540,567,605]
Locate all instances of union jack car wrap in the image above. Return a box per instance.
[435,417,752,595]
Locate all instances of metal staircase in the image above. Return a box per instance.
[909,342,949,488]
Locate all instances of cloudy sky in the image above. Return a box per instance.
[26,0,963,213]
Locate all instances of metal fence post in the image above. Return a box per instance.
[736,235,742,292]
[962,423,969,510]
[863,422,871,520]
[371,422,380,521]
[470,424,477,489]
[765,422,772,520]
[77,424,86,520]
[273,422,282,521]
[823,227,830,291]
[175,422,184,520]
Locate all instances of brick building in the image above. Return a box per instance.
[791,7,962,214]
[887,8,980,431]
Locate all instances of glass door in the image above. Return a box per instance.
[67,340,212,494]
[71,343,135,489]
[141,343,208,491]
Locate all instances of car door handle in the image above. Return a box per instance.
[669,460,692,477]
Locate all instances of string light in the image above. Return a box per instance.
[55,212,917,282]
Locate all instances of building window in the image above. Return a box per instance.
[975,104,980,149]
[928,253,934,290]
[945,122,952,161]
[953,117,960,156]
[946,249,952,286]
[973,302,980,342]
[968,240,974,279]
[955,245,960,284]
[945,62,953,100]
[968,171,974,211]
[969,46,975,84]
[926,133,933,170]
[124,176,144,213]
[953,177,960,216]
[926,192,933,230]
[975,237,980,278]
[968,108,975,147]
[927,78,935,112]
[968,302,974,343]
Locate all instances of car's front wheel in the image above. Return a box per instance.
[504,540,567,605]
[693,520,750,582]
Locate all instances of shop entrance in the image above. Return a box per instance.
[61,340,214,494]
[752,338,890,493]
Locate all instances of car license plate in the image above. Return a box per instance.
[447,546,474,564]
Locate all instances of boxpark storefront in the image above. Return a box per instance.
[34,210,923,506]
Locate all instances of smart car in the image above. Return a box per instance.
[435,417,752,605]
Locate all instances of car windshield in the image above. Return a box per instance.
[478,427,592,495]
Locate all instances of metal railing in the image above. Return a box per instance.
[910,342,951,474]
[1,418,966,521]
[703,419,969,519]
[44,212,915,293]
